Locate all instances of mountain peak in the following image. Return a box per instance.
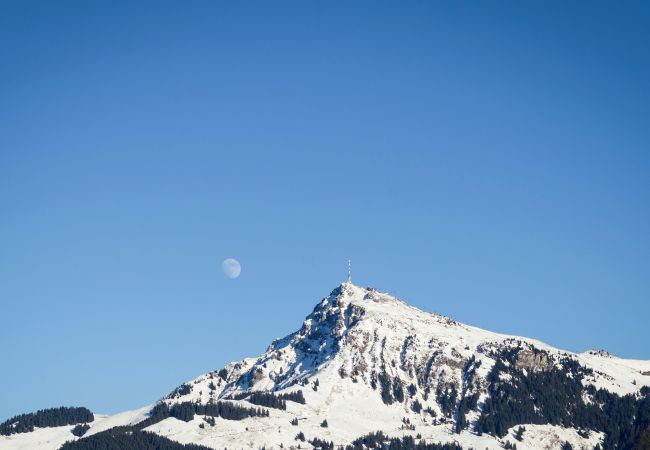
[143,281,649,449]
[329,281,406,308]
[8,282,649,450]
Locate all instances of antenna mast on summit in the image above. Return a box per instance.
[347,259,352,283]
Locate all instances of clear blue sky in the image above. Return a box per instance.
[1,1,648,421]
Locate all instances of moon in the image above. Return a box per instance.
[222,258,241,279]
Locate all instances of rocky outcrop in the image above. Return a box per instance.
[515,349,553,372]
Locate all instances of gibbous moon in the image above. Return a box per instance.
[222,258,241,279]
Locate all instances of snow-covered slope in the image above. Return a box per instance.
[2,282,649,450]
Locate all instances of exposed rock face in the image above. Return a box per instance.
[515,349,553,372]
[587,349,612,357]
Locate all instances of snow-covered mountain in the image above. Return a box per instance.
[2,282,650,450]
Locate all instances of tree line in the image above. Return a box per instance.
[0,407,93,436]
[232,389,306,410]
[344,432,464,450]
[60,428,213,450]
[139,400,269,426]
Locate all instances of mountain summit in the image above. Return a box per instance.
[2,283,650,450]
